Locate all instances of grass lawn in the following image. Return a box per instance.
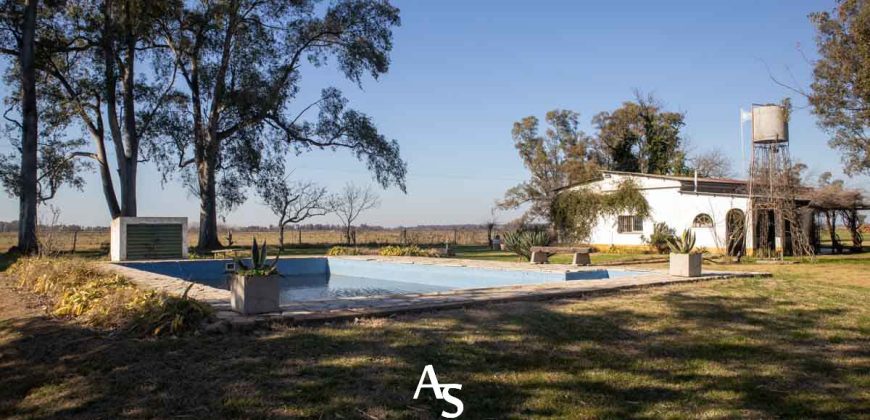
[453,245,666,265]
[0,254,868,418]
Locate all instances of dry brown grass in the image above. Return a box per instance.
[8,257,211,335]
[0,228,493,253]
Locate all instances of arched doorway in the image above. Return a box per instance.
[726,209,746,256]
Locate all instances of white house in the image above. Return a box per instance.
[559,171,751,254]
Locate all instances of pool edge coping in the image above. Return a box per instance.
[101,257,771,329]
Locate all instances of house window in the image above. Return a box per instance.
[693,213,714,228]
[617,216,644,233]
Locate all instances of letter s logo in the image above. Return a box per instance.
[440,384,463,418]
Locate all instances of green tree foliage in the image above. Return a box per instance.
[0,134,90,202]
[551,179,650,243]
[0,0,97,253]
[15,0,182,219]
[593,91,688,175]
[809,0,870,176]
[151,0,406,250]
[499,109,600,224]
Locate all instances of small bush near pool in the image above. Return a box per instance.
[9,258,212,336]
[326,246,363,256]
[378,245,438,257]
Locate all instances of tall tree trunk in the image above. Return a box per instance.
[17,0,39,255]
[101,0,137,217]
[196,151,222,251]
[95,155,121,218]
[825,211,839,253]
[119,0,137,216]
[119,159,137,216]
[278,223,285,251]
[844,209,862,251]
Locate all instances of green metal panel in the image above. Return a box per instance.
[126,224,183,260]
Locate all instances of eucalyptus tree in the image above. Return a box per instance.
[593,91,688,175]
[4,0,39,253]
[35,0,180,219]
[0,0,73,253]
[152,0,406,250]
[498,109,600,224]
[809,0,870,176]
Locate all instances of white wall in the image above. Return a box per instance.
[572,174,749,250]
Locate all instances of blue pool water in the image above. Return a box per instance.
[118,258,646,303]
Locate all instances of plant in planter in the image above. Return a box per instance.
[229,239,281,315]
[667,229,702,277]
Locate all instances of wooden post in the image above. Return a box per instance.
[453,229,458,245]
[71,228,79,253]
[297,226,302,244]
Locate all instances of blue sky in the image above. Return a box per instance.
[1,0,866,227]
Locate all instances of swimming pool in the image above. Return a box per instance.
[117,258,647,304]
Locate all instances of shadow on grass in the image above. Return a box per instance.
[1,282,868,418]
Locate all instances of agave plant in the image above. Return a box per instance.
[502,230,550,259]
[667,229,696,254]
[235,238,280,275]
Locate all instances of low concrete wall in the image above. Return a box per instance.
[111,217,188,261]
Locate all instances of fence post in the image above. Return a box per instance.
[297,226,302,245]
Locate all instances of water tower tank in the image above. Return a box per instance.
[751,105,789,144]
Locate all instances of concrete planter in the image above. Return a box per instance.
[229,274,281,315]
[669,253,702,277]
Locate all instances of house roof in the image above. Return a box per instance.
[555,170,748,192]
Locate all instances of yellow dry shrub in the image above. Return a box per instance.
[378,245,437,257]
[9,257,212,335]
[326,246,362,256]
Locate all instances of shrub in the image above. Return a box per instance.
[326,246,362,256]
[502,230,550,259]
[125,285,213,336]
[642,222,675,254]
[9,258,211,336]
[378,245,436,257]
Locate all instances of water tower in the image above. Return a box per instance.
[747,104,812,258]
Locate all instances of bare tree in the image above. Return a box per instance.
[331,183,380,245]
[690,150,733,178]
[258,173,330,250]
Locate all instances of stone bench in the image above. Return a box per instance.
[529,246,592,266]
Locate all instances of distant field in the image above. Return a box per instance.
[2,225,861,255]
[0,228,493,253]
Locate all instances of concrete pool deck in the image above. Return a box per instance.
[103,256,770,329]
